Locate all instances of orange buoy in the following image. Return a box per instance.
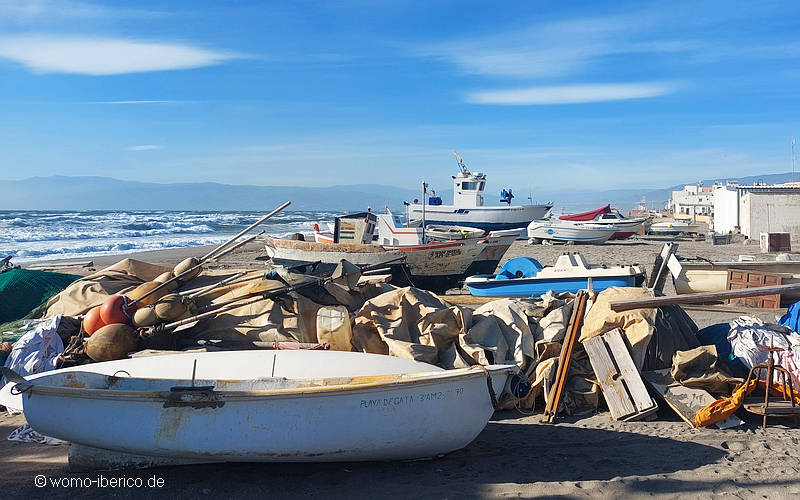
[82,306,106,336]
[99,295,130,325]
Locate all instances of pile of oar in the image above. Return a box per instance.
[77,201,299,362]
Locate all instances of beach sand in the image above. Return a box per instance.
[4,235,799,498]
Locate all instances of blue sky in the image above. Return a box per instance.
[1,1,799,195]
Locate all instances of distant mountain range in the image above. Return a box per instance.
[0,172,795,211]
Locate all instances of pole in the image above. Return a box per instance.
[421,180,427,244]
[610,282,800,312]
[201,201,291,262]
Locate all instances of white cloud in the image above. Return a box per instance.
[466,82,680,105]
[411,16,690,79]
[99,100,181,104]
[0,35,240,75]
[128,145,162,151]
[0,0,107,21]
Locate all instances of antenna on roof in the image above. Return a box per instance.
[454,151,470,176]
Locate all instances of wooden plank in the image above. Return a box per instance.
[642,369,744,429]
[542,291,588,424]
[610,282,800,312]
[583,334,638,420]
[604,330,657,413]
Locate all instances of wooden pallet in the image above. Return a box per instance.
[583,329,658,421]
[726,269,785,308]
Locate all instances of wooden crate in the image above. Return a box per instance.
[726,269,784,308]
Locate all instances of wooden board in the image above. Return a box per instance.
[584,329,658,421]
[610,282,800,312]
[726,269,784,308]
[642,369,744,429]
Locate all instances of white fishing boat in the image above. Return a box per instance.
[527,219,618,245]
[1,351,515,462]
[264,234,486,292]
[558,205,649,240]
[670,254,800,298]
[406,153,552,231]
[648,220,701,235]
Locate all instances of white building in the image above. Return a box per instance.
[669,183,717,216]
[712,183,800,240]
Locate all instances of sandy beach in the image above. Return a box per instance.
[4,235,799,498]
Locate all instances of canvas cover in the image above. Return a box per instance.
[351,287,537,370]
[580,286,657,370]
[44,259,170,317]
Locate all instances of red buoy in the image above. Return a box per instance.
[99,295,130,325]
[82,306,106,336]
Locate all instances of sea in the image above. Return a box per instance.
[0,210,342,263]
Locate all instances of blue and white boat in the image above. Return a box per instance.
[527,219,619,245]
[465,254,645,297]
[406,153,552,232]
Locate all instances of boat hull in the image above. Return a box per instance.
[527,223,615,244]
[409,204,552,231]
[673,261,800,298]
[263,237,484,292]
[9,351,515,462]
[466,275,637,297]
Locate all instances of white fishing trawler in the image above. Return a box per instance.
[406,153,552,231]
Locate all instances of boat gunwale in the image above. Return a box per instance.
[20,365,516,402]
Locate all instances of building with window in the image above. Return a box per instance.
[669,183,717,216]
[713,183,800,240]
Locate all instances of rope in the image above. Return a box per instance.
[474,365,500,411]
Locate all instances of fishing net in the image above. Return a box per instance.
[0,269,81,325]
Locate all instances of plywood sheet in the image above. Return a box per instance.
[643,369,744,429]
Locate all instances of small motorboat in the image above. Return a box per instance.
[465,254,645,297]
[648,220,701,235]
[527,219,618,244]
[1,350,516,462]
[425,225,485,241]
[559,205,649,240]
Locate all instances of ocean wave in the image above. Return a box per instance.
[0,209,340,262]
[7,236,230,262]
[0,224,216,243]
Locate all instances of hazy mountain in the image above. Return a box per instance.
[0,177,419,211]
[0,172,795,211]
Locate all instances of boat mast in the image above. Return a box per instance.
[421,180,427,243]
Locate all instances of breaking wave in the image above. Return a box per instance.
[0,209,341,263]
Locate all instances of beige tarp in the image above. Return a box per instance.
[44,259,170,317]
[580,286,657,370]
[671,345,743,395]
[351,287,536,370]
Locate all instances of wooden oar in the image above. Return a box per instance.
[128,232,263,308]
[183,271,249,299]
[201,201,291,262]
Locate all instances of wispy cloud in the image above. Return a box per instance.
[97,100,183,105]
[466,82,680,105]
[0,0,163,24]
[411,16,692,79]
[0,35,241,75]
[128,145,162,151]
